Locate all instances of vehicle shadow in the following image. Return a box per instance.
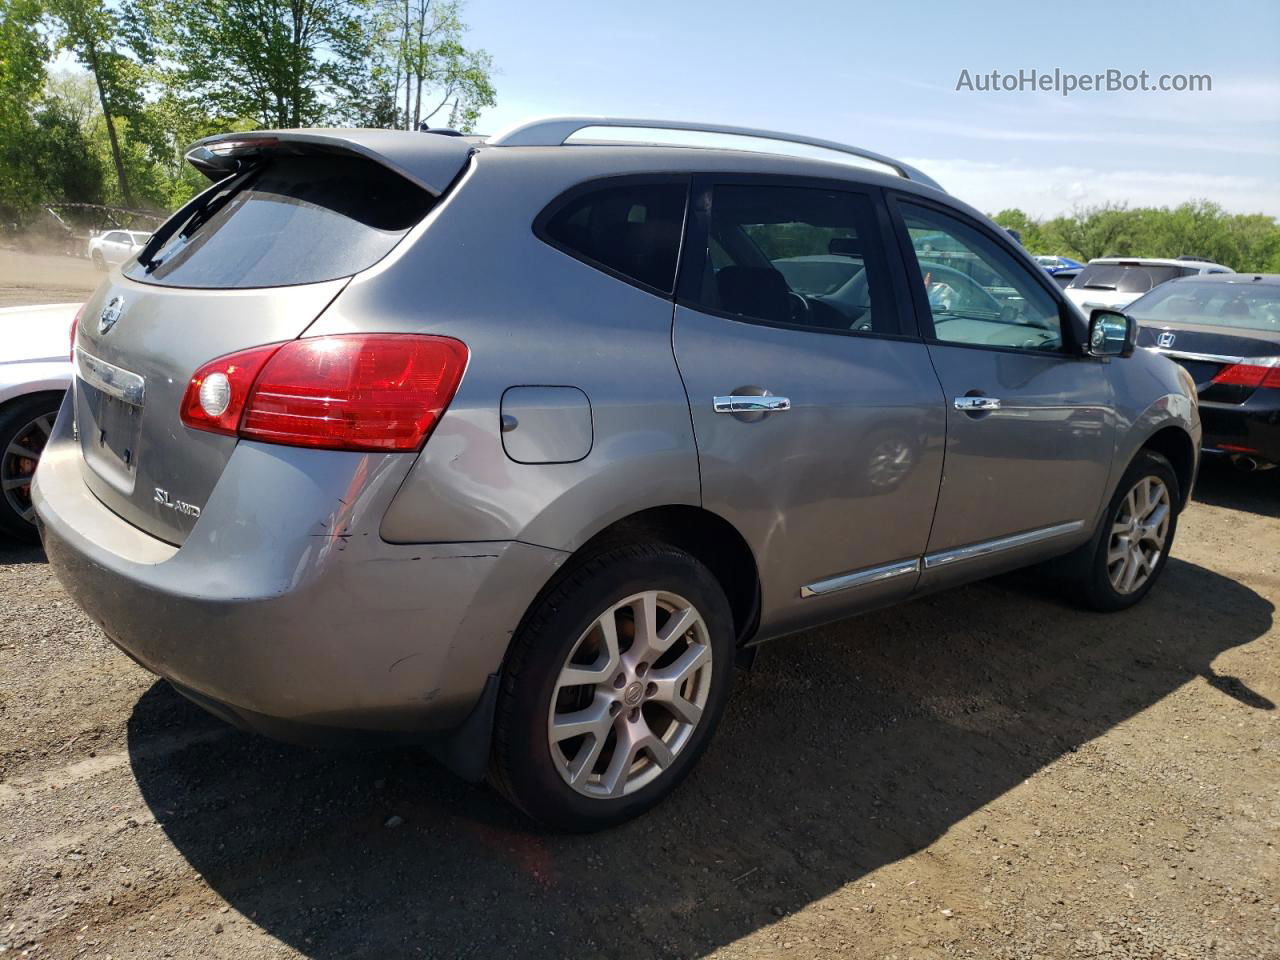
[0,539,47,565]
[127,557,1273,959]
[1193,457,1279,518]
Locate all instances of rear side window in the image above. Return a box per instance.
[540,180,688,294]
[126,154,433,289]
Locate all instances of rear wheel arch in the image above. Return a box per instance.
[522,505,761,649]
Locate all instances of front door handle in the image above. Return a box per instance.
[714,395,791,414]
[953,396,1001,412]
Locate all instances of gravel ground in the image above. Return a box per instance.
[0,250,99,308]
[0,276,1276,959]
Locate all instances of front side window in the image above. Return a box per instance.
[900,202,1062,352]
[541,180,687,293]
[687,183,894,335]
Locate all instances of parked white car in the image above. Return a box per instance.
[1064,256,1233,313]
[1,303,78,540]
[87,230,150,270]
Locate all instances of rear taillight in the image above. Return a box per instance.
[181,343,283,436]
[70,304,84,360]
[180,334,468,452]
[1211,359,1280,390]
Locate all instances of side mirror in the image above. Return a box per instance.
[1087,308,1135,358]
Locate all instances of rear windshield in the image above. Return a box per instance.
[1068,263,1194,294]
[1129,280,1280,333]
[126,154,432,289]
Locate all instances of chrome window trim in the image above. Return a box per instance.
[75,348,146,407]
[799,558,920,598]
[923,520,1084,569]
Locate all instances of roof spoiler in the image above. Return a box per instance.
[184,129,474,196]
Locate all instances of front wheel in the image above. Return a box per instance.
[490,542,734,831]
[1073,449,1181,611]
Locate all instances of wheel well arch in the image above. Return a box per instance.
[556,505,761,646]
[0,389,66,418]
[1139,425,1196,509]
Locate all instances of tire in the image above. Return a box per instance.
[1069,449,1181,612]
[0,393,63,542]
[490,542,735,831]
[91,251,105,270]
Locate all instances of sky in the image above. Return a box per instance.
[462,0,1280,219]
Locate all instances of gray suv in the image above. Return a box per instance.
[34,118,1201,830]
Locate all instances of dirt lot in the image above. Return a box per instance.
[0,280,1276,959]
[0,250,100,308]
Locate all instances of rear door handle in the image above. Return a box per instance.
[953,396,1001,412]
[714,395,791,414]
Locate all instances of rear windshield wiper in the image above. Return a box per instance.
[136,165,261,272]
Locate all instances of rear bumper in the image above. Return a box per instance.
[1200,394,1280,464]
[33,407,566,738]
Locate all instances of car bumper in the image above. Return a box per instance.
[1200,393,1280,465]
[32,406,566,741]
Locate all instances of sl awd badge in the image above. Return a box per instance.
[98,295,124,335]
[154,488,201,518]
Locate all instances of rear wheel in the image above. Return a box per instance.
[490,542,734,831]
[0,394,63,542]
[1071,449,1180,611]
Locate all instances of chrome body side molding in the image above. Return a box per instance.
[922,520,1084,570]
[799,558,920,598]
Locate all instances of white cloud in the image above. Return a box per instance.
[905,157,1280,219]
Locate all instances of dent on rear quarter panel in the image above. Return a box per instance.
[305,149,702,550]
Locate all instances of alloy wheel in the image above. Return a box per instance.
[2,412,54,524]
[547,590,713,799]
[1107,475,1171,595]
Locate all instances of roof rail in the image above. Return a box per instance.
[488,117,944,192]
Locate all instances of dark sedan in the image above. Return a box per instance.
[1129,274,1280,469]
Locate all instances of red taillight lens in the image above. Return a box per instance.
[181,335,468,452]
[70,304,84,361]
[1211,360,1280,390]
[180,343,284,435]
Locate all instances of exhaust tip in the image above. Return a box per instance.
[1229,454,1261,473]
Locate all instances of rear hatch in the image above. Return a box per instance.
[72,131,471,545]
[1136,321,1280,403]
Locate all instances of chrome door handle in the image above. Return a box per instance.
[953,396,1001,412]
[714,395,791,414]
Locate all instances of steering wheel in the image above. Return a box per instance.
[923,264,1003,316]
[788,291,813,325]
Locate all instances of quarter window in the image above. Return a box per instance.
[541,181,687,293]
[900,202,1063,352]
[687,184,894,335]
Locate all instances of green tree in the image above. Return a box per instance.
[139,0,381,128]
[991,208,1046,252]
[31,98,106,205]
[377,0,493,131]
[45,0,139,206]
[0,0,48,222]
